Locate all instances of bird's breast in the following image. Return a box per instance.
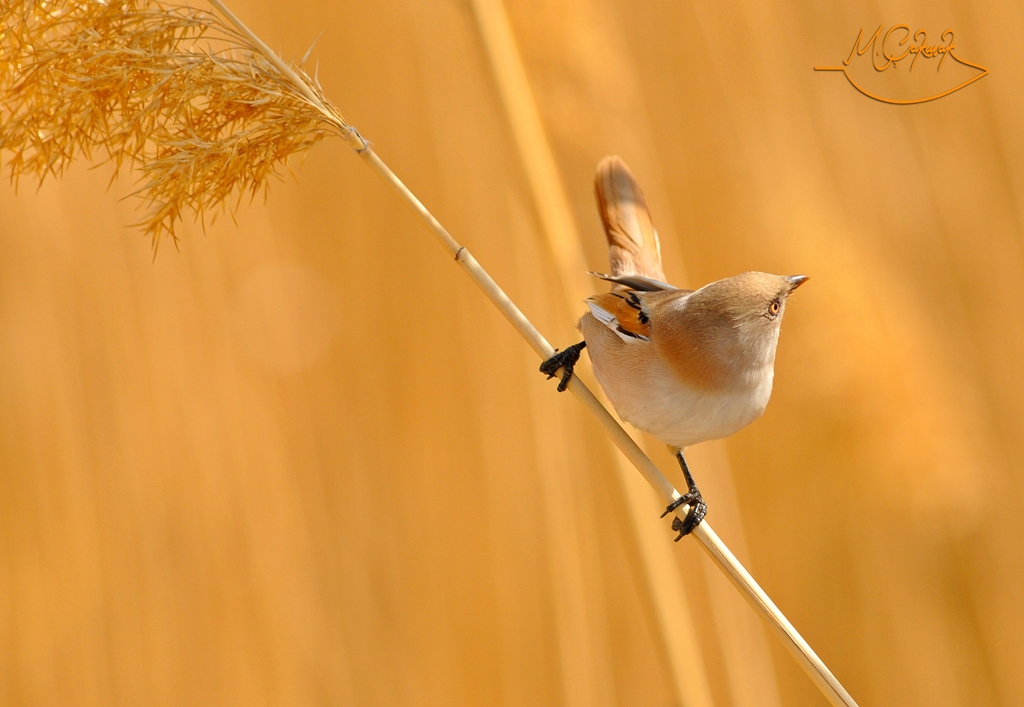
[581,313,774,448]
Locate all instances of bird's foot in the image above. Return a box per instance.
[659,483,708,541]
[539,341,587,392]
[662,449,707,540]
[661,492,707,540]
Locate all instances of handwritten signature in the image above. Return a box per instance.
[815,26,988,104]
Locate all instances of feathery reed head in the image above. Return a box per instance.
[0,0,354,250]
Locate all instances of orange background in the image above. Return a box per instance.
[2,1,1023,705]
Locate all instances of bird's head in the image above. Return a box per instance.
[694,271,808,367]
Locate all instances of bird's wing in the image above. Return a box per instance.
[589,272,682,292]
[586,290,654,342]
[594,156,666,282]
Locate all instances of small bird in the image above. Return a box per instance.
[541,156,807,539]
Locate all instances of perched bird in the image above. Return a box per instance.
[541,156,807,539]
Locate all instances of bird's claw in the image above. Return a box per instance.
[539,341,587,392]
[661,491,706,541]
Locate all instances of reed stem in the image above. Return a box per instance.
[467,1,716,702]
[352,145,858,707]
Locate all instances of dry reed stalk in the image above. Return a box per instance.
[468,2,715,705]
[0,2,858,705]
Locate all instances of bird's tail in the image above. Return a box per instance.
[594,156,665,282]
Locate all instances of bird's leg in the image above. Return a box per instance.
[539,341,587,392]
[660,449,707,540]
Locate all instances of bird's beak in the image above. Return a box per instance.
[786,275,809,293]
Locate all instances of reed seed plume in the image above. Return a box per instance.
[0,0,351,250]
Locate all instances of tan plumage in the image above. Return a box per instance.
[580,157,808,449]
[542,155,807,537]
[594,156,666,282]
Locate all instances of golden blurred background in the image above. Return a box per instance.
[2,0,1023,705]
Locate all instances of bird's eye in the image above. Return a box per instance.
[768,300,781,316]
